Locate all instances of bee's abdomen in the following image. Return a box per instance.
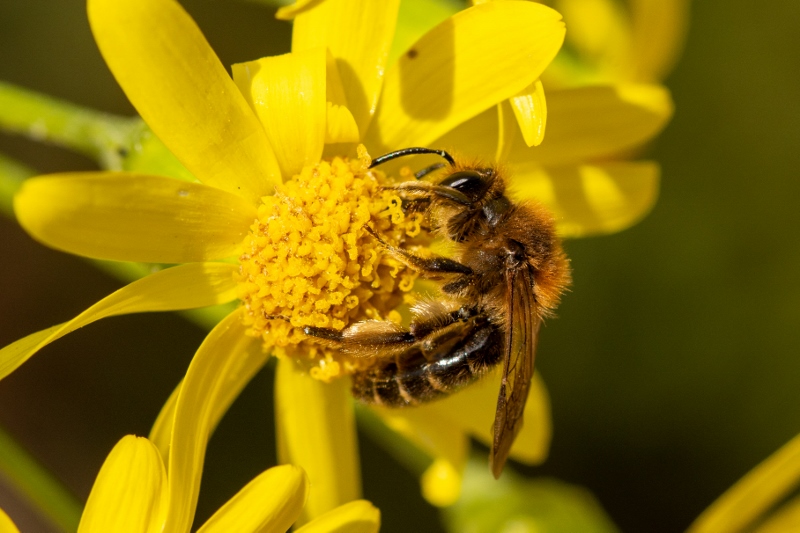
[351,321,504,407]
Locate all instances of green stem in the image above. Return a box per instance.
[0,81,141,170]
[0,426,82,532]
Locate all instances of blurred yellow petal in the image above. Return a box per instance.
[295,500,380,533]
[531,84,673,166]
[555,0,630,80]
[495,102,515,163]
[510,79,547,147]
[233,48,326,178]
[421,459,462,508]
[163,309,264,532]
[425,369,551,465]
[275,0,327,20]
[293,0,401,135]
[687,433,800,533]
[326,102,360,144]
[15,173,255,263]
[628,0,691,82]
[754,496,800,533]
[87,0,280,203]
[365,1,565,152]
[509,161,660,238]
[275,357,361,524]
[0,263,238,381]
[197,465,308,533]
[0,509,20,533]
[149,339,270,462]
[77,436,167,533]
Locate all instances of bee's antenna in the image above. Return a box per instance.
[369,147,455,168]
[414,163,445,180]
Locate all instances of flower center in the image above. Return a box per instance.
[236,147,425,381]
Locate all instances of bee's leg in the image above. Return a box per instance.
[383,181,471,206]
[364,226,473,278]
[302,303,480,358]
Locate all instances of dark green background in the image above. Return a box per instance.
[2,1,800,532]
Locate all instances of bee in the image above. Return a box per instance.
[304,147,571,477]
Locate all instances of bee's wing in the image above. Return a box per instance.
[490,264,541,478]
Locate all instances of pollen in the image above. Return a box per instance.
[236,147,425,381]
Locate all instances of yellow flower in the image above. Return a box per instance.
[0,0,672,518]
[0,311,380,532]
[687,431,800,533]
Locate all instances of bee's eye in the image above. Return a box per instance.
[439,170,490,201]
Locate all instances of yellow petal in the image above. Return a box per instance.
[87,0,280,203]
[0,509,20,533]
[421,459,463,508]
[555,0,630,81]
[628,0,690,82]
[149,337,270,462]
[275,357,361,524]
[509,79,547,147]
[77,436,167,533]
[753,496,800,533]
[0,263,238,381]
[295,500,380,533]
[326,102,360,144]
[197,465,308,533]
[529,84,673,166]
[233,48,326,178]
[275,0,327,20]
[293,0,401,135]
[15,173,256,263]
[508,161,660,238]
[163,309,265,532]
[687,432,800,533]
[423,369,551,465]
[365,1,565,152]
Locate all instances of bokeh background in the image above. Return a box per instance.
[2,1,800,532]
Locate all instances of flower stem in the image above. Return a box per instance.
[0,81,141,170]
[0,425,82,532]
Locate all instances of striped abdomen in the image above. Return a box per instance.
[351,320,504,406]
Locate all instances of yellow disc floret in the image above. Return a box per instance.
[236,147,424,381]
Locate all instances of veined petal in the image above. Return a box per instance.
[628,0,690,82]
[15,173,256,263]
[295,500,380,533]
[275,358,361,525]
[87,0,281,203]
[197,465,308,533]
[275,0,327,20]
[326,103,360,144]
[687,433,800,533]
[508,161,660,238]
[77,436,167,533]
[293,0,401,135]
[365,1,565,152]
[163,309,264,532]
[510,79,547,147]
[233,49,326,178]
[149,337,270,462]
[529,84,673,166]
[0,508,20,533]
[0,262,238,381]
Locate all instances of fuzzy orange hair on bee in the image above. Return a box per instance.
[303,147,571,477]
